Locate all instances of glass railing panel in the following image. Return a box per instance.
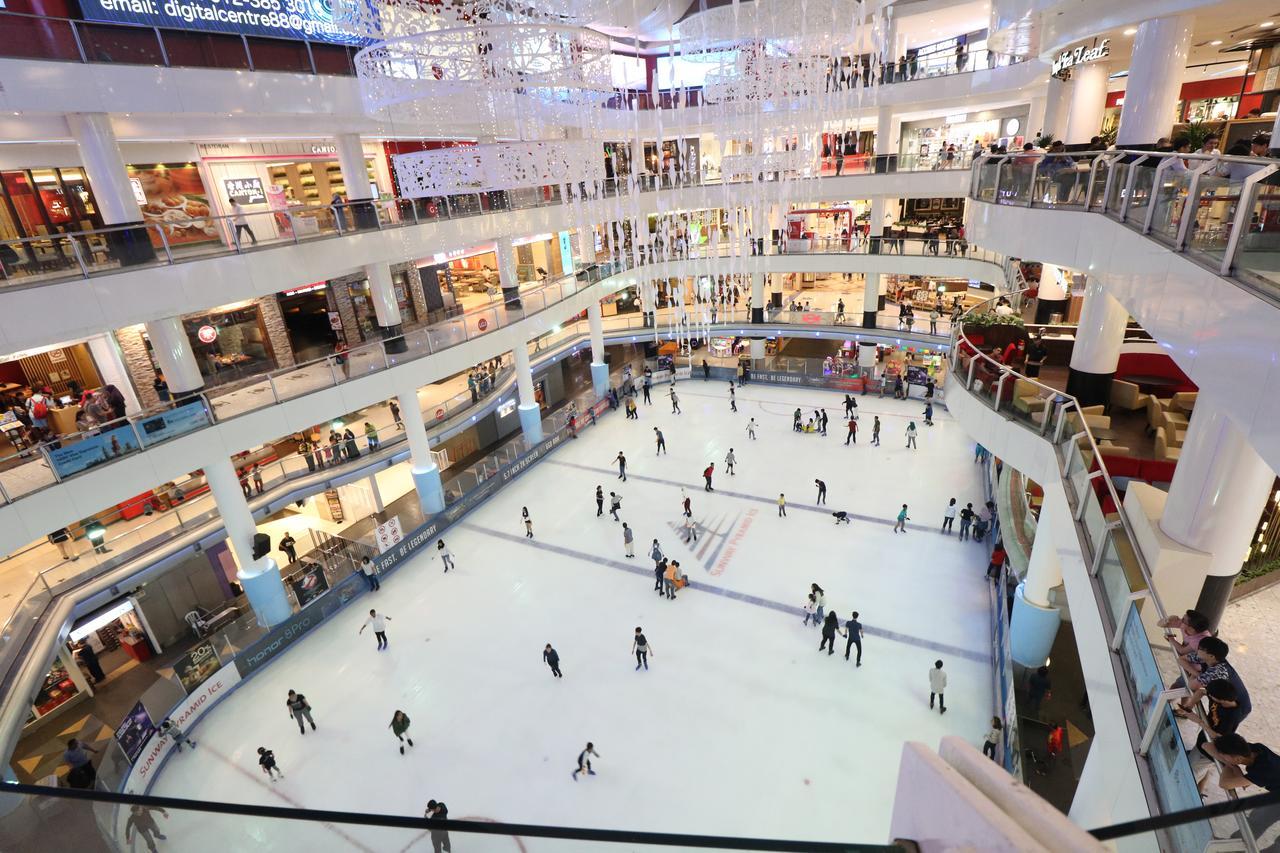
[1116,600,1164,722]
[1145,706,1215,852]
[1104,163,1130,215]
[1087,160,1112,209]
[1148,171,1194,244]
[1079,481,1109,557]
[1124,164,1157,223]
[1184,175,1238,268]
[1230,177,1280,294]
[1095,533,1131,627]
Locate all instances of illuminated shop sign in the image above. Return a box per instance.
[79,0,372,46]
[1052,38,1110,76]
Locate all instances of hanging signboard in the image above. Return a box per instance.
[1052,39,1110,76]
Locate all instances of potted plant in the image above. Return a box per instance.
[962,311,1027,351]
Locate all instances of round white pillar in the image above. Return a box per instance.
[1042,75,1070,140]
[1063,62,1110,146]
[863,272,881,329]
[144,317,203,396]
[751,271,765,322]
[1116,16,1194,146]
[1033,263,1072,323]
[203,454,290,626]
[1065,276,1128,407]
[398,384,444,514]
[875,105,894,156]
[86,333,142,414]
[1012,517,1065,667]
[512,342,543,442]
[587,299,608,398]
[334,133,373,201]
[496,235,522,308]
[1160,408,1275,626]
[66,113,136,225]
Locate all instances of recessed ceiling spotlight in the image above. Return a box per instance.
[1263,21,1276,28]
[1211,39,1223,45]
[1123,27,1137,36]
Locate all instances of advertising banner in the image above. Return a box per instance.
[135,400,211,448]
[80,0,371,46]
[375,516,404,553]
[289,563,331,608]
[172,640,221,694]
[224,177,266,204]
[48,422,141,479]
[128,164,219,249]
[115,701,156,763]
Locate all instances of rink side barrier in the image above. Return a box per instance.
[705,365,944,402]
[117,398,614,817]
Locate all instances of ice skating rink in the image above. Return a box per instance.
[149,381,994,850]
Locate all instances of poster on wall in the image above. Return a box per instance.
[266,184,294,237]
[289,563,331,608]
[225,177,266,204]
[115,701,156,763]
[172,640,221,694]
[128,165,219,249]
[375,516,404,553]
[47,422,141,479]
[135,400,212,448]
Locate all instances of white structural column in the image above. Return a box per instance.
[512,342,543,443]
[1159,408,1275,626]
[334,133,373,201]
[202,454,291,626]
[1041,75,1070,140]
[87,333,142,414]
[1032,262,1071,323]
[398,384,445,514]
[496,235,522,308]
[144,317,203,397]
[865,106,895,329]
[1063,62,1110,145]
[364,262,405,353]
[1116,16,1194,146]
[67,112,156,266]
[1011,519,1065,667]
[587,299,608,399]
[1065,275,1128,408]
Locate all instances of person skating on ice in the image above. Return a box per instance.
[389,710,414,754]
[811,583,826,625]
[845,417,857,445]
[622,522,635,558]
[632,627,653,669]
[929,660,948,713]
[358,556,381,591]
[778,493,787,517]
[609,491,622,521]
[724,448,736,475]
[681,489,691,516]
[728,382,737,412]
[572,742,600,780]
[437,539,454,572]
[683,513,698,543]
[746,418,757,440]
[424,800,450,853]
[613,451,627,481]
[703,462,715,491]
[942,498,957,534]
[894,504,910,533]
[125,804,169,852]
[653,427,666,455]
[360,609,392,649]
[524,508,534,538]
[815,478,827,505]
[642,374,652,405]
[845,611,864,665]
[872,416,881,446]
[596,485,604,517]
[543,644,563,678]
[286,690,316,734]
[819,610,843,655]
[650,539,664,572]
[843,394,854,418]
[906,421,918,449]
[983,718,1003,760]
[669,386,681,413]
[923,401,934,426]
[257,746,283,780]
[158,717,197,752]
[820,409,829,435]
[664,560,684,599]
[958,503,975,540]
[654,558,667,595]
[832,510,851,524]
[803,593,817,626]
[793,408,802,432]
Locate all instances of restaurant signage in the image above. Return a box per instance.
[1052,39,1110,76]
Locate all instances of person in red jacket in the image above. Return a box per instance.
[703,463,715,491]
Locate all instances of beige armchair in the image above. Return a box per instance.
[1146,395,1167,434]
[1155,428,1182,461]
[1171,391,1198,414]
[1013,379,1049,415]
[1110,380,1150,413]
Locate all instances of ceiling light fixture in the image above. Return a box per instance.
[1123,27,1137,36]
[1210,39,1223,45]
[1262,21,1276,28]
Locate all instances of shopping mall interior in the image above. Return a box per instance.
[0,0,1279,849]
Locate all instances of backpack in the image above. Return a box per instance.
[31,397,48,419]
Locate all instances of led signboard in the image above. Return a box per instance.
[79,0,371,46]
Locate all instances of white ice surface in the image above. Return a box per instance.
[148,382,994,851]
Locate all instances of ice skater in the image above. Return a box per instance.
[959,503,975,540]
[125,805,169,852]
[845,611,864,665]
[632,627,653,670]
[778,493,787,517]
[803,593,817,625]
[845,417,857,445]
[983,718,1003,760]
[942,498,957,534]
[158,717,196,752]
[669,386,681,413]
[650,538,664,571]
[654,427,667,455]
[654,558,667,595]
[286,690,316,734]
[894,504,910,533]
[642,375,652,404]
[929,660,947,713]
[906,421,918,449]
[359,608,391,649]
[703,462,715,491]
[683,514,698,543]
[815,478,827,505]
[524,511,534,538]
[609,491,622,521]
[872,416,881,446]
[425,800,450,853]
[543,644,562,678]
[596,485,604,517]
[793,408,802,431]
[257,746,283,780]
[832,511,851,525]
[613,451,627,481]
[622,522,635,558]
[819,610,842,655]
[572,742,600,780]
[389,710,414,754]
[811,583,826,625]
[725,447,736,475]
[681,489,691,516]
[746,418,757,440]
[359,556,380,591]
[437,539,454,572]
[728,383,737,412]
[923,401,934,426]
[820,409,829,435]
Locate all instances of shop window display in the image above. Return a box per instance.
[128,163,218,250]
[347,276,418,339]
[180,305,276,385]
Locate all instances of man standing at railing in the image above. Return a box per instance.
[229,197,257,247]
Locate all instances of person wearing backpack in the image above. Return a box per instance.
[27,389,50,431]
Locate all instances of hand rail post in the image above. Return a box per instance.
[1118,154,1149,223]
[68,237,90,278]
[1142,155,1175,235]
[156,225,174,264]
[1221,164,1279,277]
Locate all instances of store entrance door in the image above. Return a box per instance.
[279,287,339,363]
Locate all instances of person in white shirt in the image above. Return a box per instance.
[228,198,257,246]
[436,539,454,572]
[359,609,392,649]
[942,498,958,534]
[929,660,948,713]
[359,556,380,591]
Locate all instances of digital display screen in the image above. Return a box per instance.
[79,0,372,46]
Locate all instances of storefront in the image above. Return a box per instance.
[278,282,340,363]
[344,273,420,340]
[899,106,1030,162]
[0,341,104,405]
[180,303,277,385]
[0,167,101,243]
[128,163,220,250]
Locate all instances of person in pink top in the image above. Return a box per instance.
[1159,609,1212,660]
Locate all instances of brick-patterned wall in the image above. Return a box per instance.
[393,261,429,330]
[257,295,296,368]
[116,325,161,409]
[326,276,362,344]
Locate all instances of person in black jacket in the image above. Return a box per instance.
[279,533,298,565]
[286,690,316,734]
[425,800,450,853]
[819,611,843,655]
[543,644,562,678]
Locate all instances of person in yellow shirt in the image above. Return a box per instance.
[778,494,787,517]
